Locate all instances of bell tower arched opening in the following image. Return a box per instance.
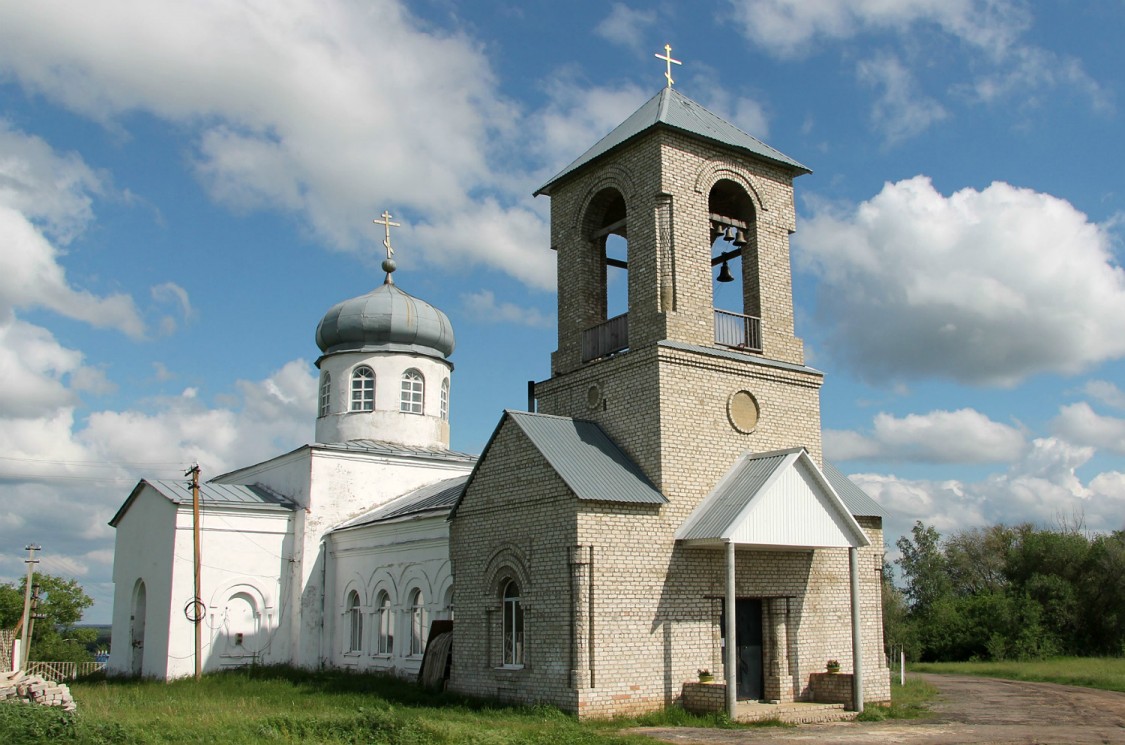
[579,188,629,361]
[708,179,761,352]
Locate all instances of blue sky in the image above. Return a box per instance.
[1,1,1122,624]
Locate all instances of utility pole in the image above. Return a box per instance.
[18,545,41,671]
[186,464,203,680]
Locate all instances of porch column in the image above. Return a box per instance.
[725,540,737,718]
[849,546,864,713]
[767,598,791,702]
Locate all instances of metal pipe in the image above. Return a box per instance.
[725,541,737,719]
[849,547,864,713]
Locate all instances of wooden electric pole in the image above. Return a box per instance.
[18,544,41,671]
[186,464,202,680]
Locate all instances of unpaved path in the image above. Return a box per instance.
[632,673,1125,744]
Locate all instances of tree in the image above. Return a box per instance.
[896,521,951,615]
[0,573,96,662]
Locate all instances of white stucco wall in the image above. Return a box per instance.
[327,514,452,678]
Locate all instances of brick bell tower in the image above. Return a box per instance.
[533,81,825,511]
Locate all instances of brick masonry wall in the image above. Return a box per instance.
[448,419,581,711]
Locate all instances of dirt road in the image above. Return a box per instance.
[633,673,1125,744]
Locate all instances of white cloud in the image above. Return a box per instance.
[1083,380,1125,410]
[0,0,562,288]
[594,4,657,52]
[796,177,1125,386]
[461,290,553,328]
[857,54,948,144]
[1051,403,1125,456]
[690,67,771,140]
[851,437,1125,555]
[825,408,1025,463]
[726,0,1027,59]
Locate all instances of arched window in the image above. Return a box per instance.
[502,580,523,667]
[318,372,331,417]
[376,590,393,655]
[440,378,449,421]
[351,366,375,412]
[400,369,424,414]
[346,591,362,653]
[409,588,427,656]
[708,179,761,351]
[442,585,454,621]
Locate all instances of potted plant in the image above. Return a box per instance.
[697,668,714,683]
[826,659,840,674]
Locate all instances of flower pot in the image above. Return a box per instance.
[698,673,714,683]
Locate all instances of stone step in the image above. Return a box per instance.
[736,701,857,724]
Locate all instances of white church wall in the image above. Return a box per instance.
[316,352,452,448]
[213,448,313,509]
[158,505,293,678]
[326,515,452,678]
[108,486,177,678]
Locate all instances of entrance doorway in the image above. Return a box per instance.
[736,598,763,700]
[721,597,763,700]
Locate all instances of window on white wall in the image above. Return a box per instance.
[409,588,427,656]
[376,591,393,655]
[351,367,375,412]
[502,580,523,667]
[318,372,332,417]
[440,378,449,421]
[346,591,363,653]
[442,585,454,621]
[400,369,424,414]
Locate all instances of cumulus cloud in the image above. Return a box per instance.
[1082,380,1125,410]
[849,437,1125,554]
[726,0,1027,59]
[462,290,553,328]
[857,53,947,144]
[796,176,1125,386]
[1051,403,1125,456]
[825,408,1025,463]
[0,0,558,287]
[594,3,658,52]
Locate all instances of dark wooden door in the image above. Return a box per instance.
[736,598,763,700]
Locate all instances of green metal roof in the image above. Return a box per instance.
[535,87,810,196]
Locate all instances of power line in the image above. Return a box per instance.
[0,455,187,468]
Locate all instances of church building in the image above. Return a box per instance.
[107,68,890,718]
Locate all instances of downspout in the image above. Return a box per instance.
[849,546,864,713]
[725,540,737,719]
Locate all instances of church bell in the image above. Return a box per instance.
[716,260,735,283]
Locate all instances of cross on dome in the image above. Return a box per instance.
[373,210,402,283]
[654,44,682,88]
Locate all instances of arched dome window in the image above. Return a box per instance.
[318,372,332,418]
[440,378,450,421]
[400,369,424,414]
[351,366,375,412]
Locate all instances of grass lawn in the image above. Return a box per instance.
[911,657,1125,693]
[1,665,942,743]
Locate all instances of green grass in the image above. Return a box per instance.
[911,656,1125,693]
[3,666,758,745]
[854,675,937,722]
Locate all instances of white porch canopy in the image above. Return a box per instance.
[675,447,869,716]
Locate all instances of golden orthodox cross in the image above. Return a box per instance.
[373,210,401,259]
[655,44,682,88]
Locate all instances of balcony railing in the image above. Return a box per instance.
[714,309,762,352]
[582,313,629,362]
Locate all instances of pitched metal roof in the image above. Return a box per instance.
[822,461,888,518]
[109,479,296,526]
[505,410,667,505]
[676,448,868,548]
[334,475,468,531]
[314,439,478,463]
[535,87,810,196]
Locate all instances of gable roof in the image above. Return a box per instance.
[822,460,888,518]
[109,479,296,527]
[334,475,468,532]
[535,87,810,196]
[676,448,869,549]
[451,410,666,516]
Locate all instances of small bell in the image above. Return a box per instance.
[717,260,735,283]
[733,229,748,247]
[724,226,737,242]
